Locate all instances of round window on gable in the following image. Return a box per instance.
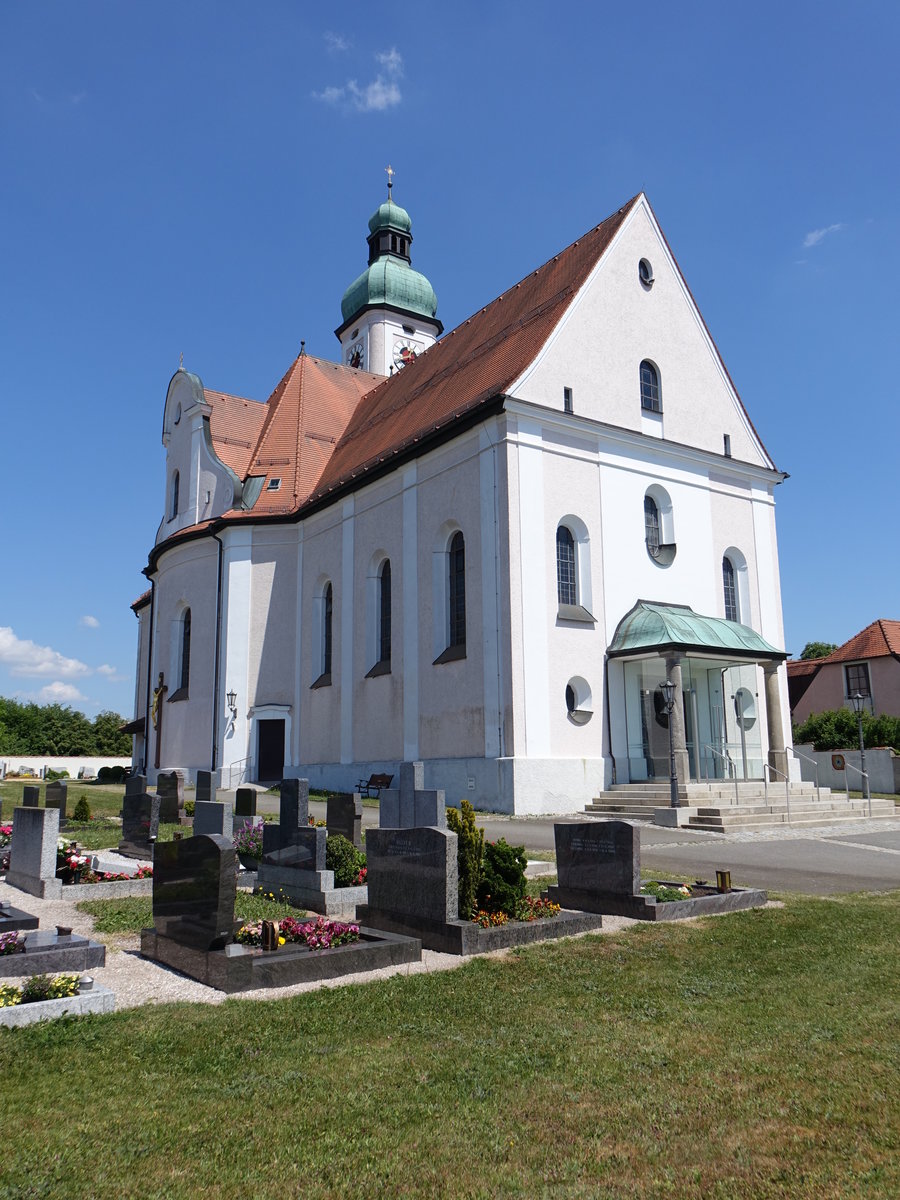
[639,258,654,288]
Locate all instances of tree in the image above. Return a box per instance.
[799,641,837,660]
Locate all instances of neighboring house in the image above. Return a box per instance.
[128,189,795,814]
[788,620,900,724]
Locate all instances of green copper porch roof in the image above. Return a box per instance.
[608,601,786,660]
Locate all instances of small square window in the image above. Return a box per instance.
[267,478,282,492]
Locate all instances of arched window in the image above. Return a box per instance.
[556,526,576,606]
[379,560,392,665]
[448,531,466,649]
[723,556,738,622]
[170,471,180,519]
[179,608,191,692]
[644,495,661,557]
[323,583,333,677]
[640,361,661,413]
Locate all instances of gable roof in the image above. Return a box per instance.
[308,195,641,502]
[787,620,900,674]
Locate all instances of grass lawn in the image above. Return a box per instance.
[0,780,127,820]
[2,891,898,1199]
[76,889,304,934]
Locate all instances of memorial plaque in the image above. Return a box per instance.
[554,821,640,896]
[365,827,458,923]
[152,834,236,950]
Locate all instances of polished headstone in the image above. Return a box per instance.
[234,787,257,818]
[152,833,236,950]
[279,778,309,830]
[6,806,62,899]
[195,770,214,804]
[262,825,325,871]
[156,770,185,823]
[120,793,161,857]
[45,781,68,822]
[193,800,233,838]
[125,773,147,797]
[554,821,641,897]
[365,827,458,923]
[22,786,40,808]
[379,761,446,829]
[326,793,363,848]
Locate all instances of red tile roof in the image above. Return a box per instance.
[309,196,641,501]
[787,619,900,675]
[204,389,267,479]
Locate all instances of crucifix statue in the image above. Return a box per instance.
[385,163,395,199]
[152,671,168,770]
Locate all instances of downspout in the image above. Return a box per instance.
[211,531,225,774]
[142,573,156,775]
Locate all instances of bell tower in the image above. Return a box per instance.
[336,168,442,376]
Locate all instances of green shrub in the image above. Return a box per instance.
[45,768,69,782]
[97,765,128,784]
[793,708,900,753]
[72,796,92,822]
[184,800,195,817]
[447,799,484,919]
[477,838,527,915]
[325,834,366,888]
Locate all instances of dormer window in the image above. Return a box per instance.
[267,478,282,492]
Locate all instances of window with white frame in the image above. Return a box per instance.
[723,556,738,621]
[845,662,871,699]
[556,526,576,606]
[644,485,676,565]
[640,361,661,413]
[312,581,333,687]
[555,515,594,622]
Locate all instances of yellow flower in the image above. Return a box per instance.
[278,936,285,945]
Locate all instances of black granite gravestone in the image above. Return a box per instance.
[156,770,185,823]
[364,827,458,924]
[195,770,214,804]
[234,787,257,818]
[326,793,363,848]
[553,821,641,896]
[45,781,68,823]
[119,793,161,858]
[22,786,40,808]
[125,773,147,797]
[152,834,236,950]
[261,779,309,858]
[262,826,325,871]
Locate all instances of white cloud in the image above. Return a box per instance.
[314,47,403,113]
[96,663,128,682]
[36,681,88,704]
[324,31,350,53]
[803,223,844,248]
[80,615,100,629]
[0,627,90,679]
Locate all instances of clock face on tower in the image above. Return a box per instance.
[346,340,365,370]
[393,337,421,368]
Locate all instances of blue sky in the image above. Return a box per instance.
[1,1,897,718]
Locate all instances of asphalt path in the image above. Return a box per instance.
[256,792,900,897]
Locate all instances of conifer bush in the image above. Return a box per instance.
[72,797,92,822]
[446,799,484,919]
[477,838,527,915]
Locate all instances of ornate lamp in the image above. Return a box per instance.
[661,680,678,808]
[850,693,871,814]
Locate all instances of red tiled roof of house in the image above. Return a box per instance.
[825,619,900,663]
[309,196,642,501]
[131,589,151,612]
[238,354,382,514]
[204,389,268,479]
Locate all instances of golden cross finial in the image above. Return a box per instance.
[385,163,395,198]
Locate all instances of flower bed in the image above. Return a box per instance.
[235,915,361,952]
[0,931,25,957]
[0,974,115,1027]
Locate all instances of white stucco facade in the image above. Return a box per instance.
[131,193,793,813]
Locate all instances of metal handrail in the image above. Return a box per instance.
[222,757,251,789]
[702,744,740,804]
[842,760,873,818]
[790,747,820,803]
[765,761,791,823]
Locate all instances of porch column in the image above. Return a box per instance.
[665,653,691,797]
[763,661,789,780]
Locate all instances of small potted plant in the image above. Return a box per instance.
[233,820,264,870]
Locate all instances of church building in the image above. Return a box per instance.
[128,187,796,814]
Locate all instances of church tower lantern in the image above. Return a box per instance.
[336,168,442,376]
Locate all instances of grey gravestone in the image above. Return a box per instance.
[554,821,640,896]
[6,805,62,899]
[156,770,185,823]
[262,825,325,871]
[152,834,236,950]
[125,773,147,796]
[0,761,6,780]
[22,786,40,808]
[119,793,161,858]
[365,827,458,924]
[45,781,68,823]
[193,800,234,838]
[326,793,363,848]
[379,761,446,829]
[195,770,214,804]
[234,788,257,818]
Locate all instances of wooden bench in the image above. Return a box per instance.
[355,772,393,798]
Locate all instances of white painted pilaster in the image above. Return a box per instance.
[219,526,253,777]
[340,497,355,763]
[480,429,501,758]
[402,465,419,760]
[292,528,304,768]
[517,419,550,755]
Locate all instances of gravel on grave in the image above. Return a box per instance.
[0,878,640,1009]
